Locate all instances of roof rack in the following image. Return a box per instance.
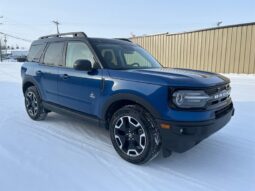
[115,38,132,43]
[39,32,87,39]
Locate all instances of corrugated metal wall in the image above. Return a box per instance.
[131,22,255,74]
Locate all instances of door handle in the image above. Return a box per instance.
[36,70,42,75]
[60,74,70,79]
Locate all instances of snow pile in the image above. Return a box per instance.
[0,62,254,191]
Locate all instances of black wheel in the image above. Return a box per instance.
[24,86,47,121]
[109,105,161,164]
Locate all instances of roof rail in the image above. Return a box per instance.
[39,32,87,39]
[115,38,132,43]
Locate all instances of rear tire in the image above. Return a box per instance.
[109,105,161,164]
[24,86,47,121]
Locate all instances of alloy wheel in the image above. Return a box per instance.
[114,116,147,157]
[25,91,38,117]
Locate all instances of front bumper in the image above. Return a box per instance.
[157,103,234,157]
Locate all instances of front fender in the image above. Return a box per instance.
[100,93,162,120]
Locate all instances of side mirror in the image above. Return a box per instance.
[74,59,92,71]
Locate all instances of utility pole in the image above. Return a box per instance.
[217,21,223,27]
[52,20,60,34]
[0,16,3,26]
[0,38,2,62]
[0,16,3,61]
[4,35,7,54]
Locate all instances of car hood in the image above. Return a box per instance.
[108,68,230,87]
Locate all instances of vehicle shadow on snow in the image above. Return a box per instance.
[45,112,111,145]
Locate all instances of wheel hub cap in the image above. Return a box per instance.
[114,116,146,157]
[25,91,38,117]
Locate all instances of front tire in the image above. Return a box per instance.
[24,86,47,121]
[109,105,161,164]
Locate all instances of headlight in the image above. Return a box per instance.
[172,90,210,109]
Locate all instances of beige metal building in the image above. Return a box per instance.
[131,22,255,74]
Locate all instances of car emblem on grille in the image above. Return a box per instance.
[213,90,230,99]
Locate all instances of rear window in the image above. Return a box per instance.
[27,44,46,62]
[43,42,65,66]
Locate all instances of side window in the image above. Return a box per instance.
[27,44,45,62]
[65,42,95,68]
[43,42,64,66]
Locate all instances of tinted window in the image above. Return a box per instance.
[27,44,45,62]
[65,42,95,68]
[44,42,64,66]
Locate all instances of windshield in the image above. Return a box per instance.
[93,43,162,70]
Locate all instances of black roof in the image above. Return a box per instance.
[88,38,133,45]
[32,32,133,46]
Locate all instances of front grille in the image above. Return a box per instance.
[206,84,231,108]
[205,84,230,96]
[169,83,232,111]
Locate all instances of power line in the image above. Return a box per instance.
[0,16,32,43]
[0,32,32,42]
[3,16,52,34]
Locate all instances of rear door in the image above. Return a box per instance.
[58,41,103,115]
[35,42,65,104]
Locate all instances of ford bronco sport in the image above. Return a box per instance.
[21,32,234,164]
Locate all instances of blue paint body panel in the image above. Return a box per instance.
[21,62,231,122]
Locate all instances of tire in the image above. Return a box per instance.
[24,86,47,121]
[109,105,161,164]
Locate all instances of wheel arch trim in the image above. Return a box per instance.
[22,76,43,98]
[101,93,162,120]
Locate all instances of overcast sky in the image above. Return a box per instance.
[0,0,254,48]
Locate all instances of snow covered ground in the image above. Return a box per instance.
[0,62,254,191]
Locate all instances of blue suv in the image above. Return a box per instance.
[21,32,234,164]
